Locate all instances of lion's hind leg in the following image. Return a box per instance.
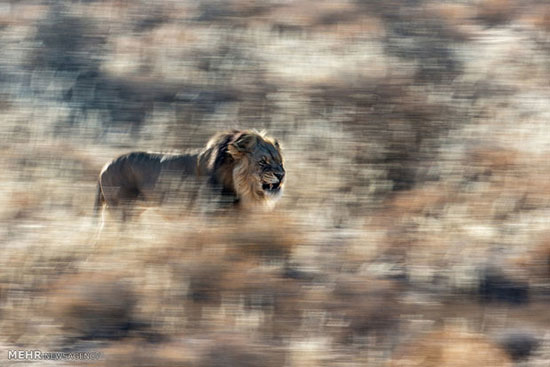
[107,189,148,230]
[94,184,142,233]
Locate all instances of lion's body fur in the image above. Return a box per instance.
[95,130,285,223]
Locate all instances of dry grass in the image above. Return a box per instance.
[390,328,513,367]
[1,0,550,366]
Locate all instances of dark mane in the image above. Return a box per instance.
[212,131,238,172]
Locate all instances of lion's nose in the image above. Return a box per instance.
[275,172,285,182]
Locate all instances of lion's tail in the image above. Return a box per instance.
[94,181,105,218]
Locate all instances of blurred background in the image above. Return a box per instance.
[2,0,550,365]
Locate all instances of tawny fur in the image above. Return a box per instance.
[95,130,285,223]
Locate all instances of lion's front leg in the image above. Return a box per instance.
[193,180,236,216]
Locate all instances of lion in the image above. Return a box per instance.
[94,130,285,224]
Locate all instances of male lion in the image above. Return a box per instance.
[94,130,285,223]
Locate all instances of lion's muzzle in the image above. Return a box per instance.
[261,170,285,195]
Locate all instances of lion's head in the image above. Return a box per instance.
[204,130,285,209]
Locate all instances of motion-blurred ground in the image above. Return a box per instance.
[2,0,550,366]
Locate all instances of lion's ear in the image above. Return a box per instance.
[229,133,257,154]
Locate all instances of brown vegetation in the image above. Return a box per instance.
[47,273,137,340]
[390,328,513,367]
[1,0,550,366]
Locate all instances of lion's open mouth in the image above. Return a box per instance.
[262,181,281,193]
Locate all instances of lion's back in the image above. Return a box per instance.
[100,152,162,188]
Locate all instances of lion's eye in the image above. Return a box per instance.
[260,157,269,166]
